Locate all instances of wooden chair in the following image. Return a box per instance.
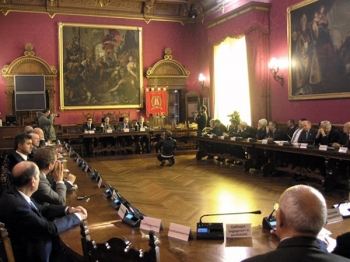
[80,220,160,262]
[102,111,117,123]
[0,154,13,197]
[119,111,130,121]
[82,112,95,123]
[0,222,15,262]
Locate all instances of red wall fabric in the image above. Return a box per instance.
[0,13,198,124]
[1,0,350,126]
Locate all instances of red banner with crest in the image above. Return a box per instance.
[146,88,168,117]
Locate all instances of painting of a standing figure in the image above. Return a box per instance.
[288,0,350,100]
[59,23,143,109]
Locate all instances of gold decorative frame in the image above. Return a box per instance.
[58,23,143,110]
[287,0,350,100]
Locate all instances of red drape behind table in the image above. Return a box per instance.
[146,88,168,117]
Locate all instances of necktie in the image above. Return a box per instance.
[306,132,309,139]
[105,124,108,129]
[346,135,350,146]
[30,201,38,211]
[88,125,91,130]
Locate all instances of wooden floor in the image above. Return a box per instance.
[86,152,349,229]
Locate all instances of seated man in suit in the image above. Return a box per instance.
[266,121,286,141]
[101,116,116,148]
[298,120,318,143]
[32,127,47,147]
[0,161,87,262]
[7,133,33,171]
[116,117,134,148]
[31,146,68,205]
[315,120,340,146]
[286,119,297,141]
[242,185,348,262]
[28,132,40,158]
[134,116,150,153]
[227,121,256,164]
[323,122,350,191]
[156,131,177,166]
[82,117,98,157]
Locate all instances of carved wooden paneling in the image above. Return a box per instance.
[1,43,57,124]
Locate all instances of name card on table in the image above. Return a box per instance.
[262,139,268,144]
[220,136,225,139]
[97,177,105,188]
[140,217,163,232]
[106,129,112,133]
[230,137,236,141]
[327,208,343,224]
[339,147,348,153]
[118,203,128,219]
[226,223,252,238]
[300,143,308,149]
[140,127,145,131]
[123,128,130,132]
[168,223,193,241]
[88,130,95,134]
[319,145,327,151]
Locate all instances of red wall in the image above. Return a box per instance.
[0,12,200,124]
[1,0,349,126]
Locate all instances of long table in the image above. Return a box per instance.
[195,136,350,181]
[58,129,198,155]
[59,145,350,262]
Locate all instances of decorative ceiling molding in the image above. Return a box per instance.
[205,1,271,29]
[0,0,226,24]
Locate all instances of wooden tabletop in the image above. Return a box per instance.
[59,149,350,262]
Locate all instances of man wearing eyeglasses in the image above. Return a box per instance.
[242,185,348,262]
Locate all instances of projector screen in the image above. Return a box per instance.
[15,93,46,111]
[14,75,45,92]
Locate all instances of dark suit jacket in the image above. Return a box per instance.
[116,122,133,131]
[195,112,208,130]
[266,128,286,140]
[256,128,267,140]
[211,124,228,136]
[82,123,96,131]
[0,187,80,262]
[336,132,350,148]
[286,125,297,140]
[242,236,349,262]
[315,127,340,146]
[238,126,257,139]
[298,128,318,143]
[7,152,26,171]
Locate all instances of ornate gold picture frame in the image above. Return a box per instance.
[287,0,350,100]
[58,23,143,110]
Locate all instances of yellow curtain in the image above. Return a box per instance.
[213,36,251,126]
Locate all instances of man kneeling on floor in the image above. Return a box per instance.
[156,131,177,166]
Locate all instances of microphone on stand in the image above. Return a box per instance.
[196,210,261,240]
[262,208,277,230]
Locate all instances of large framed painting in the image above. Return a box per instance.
[287,0,350,100]
[58,23,143,110]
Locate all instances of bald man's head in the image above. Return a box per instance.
[11,161,39,189]
[278,185,326,237]
[29,133,40,147]
[32,128,44,140]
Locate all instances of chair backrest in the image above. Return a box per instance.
[0,155,13,197]
[82,113,95,123]
[119,111,130,122]
[0,222,15,262]
[102,112,117,123]
[80,220,160,262]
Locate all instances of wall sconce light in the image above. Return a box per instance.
[268,57,287,87]
[199,73,209,91]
